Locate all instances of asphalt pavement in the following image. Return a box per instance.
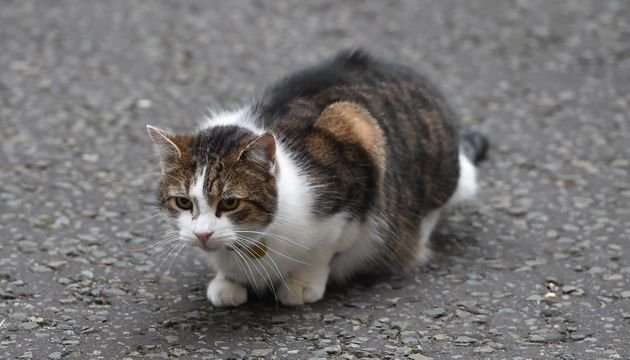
[1,1,629,359]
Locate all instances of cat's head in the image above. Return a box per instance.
[147,125,278,252]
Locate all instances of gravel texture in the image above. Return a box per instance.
[1,1,629,359]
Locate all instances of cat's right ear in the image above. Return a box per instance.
[146,125,182,174]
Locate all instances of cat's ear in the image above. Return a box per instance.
[146,125,183,173]
[239,133,277,172]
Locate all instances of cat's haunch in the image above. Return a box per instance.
[147,49,488,307]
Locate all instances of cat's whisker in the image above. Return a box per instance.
[160,241,186,269]
[143,238,181,261]
[143,236,182,248]
[141,229,181,241]
[233,242,275,301]
[242,239,289,293]
[123,237,177,252]
[264,256,289,293]
[143,231,182,241]
[233,233,308,259]
[233,239,278,302]
[230,246,261,297]
[133,212,168,225]
[146,229,181,237]
[126,236,178,254]
[152,241,183,280]
[165,242,188,276]
[229,251,252,293]
[140,171,186,185]
[136,172,163,179]
[234,234,311,267]
[145,240,180,262]
[159,243,181,273]
[233,230,309,250]
[269,214,311,227]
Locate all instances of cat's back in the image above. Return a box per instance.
[254,49,458,158]
[252,49,460,221]
[254,49,436,123]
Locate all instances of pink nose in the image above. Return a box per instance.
[194,231,213,244]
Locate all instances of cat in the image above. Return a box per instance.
[146,49,488,307]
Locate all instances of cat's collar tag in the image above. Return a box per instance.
[246,239,267,259]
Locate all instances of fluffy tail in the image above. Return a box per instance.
[447,130,489,206]
[460,130,489,165]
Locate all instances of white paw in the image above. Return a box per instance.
[207,277,248,307]
[278,278,326,306]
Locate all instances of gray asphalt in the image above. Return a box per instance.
[1,1,629,359]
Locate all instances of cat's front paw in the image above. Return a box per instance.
[278,278,326,306]
[207,276,248,307]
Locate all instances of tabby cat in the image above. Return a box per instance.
[147,50,488,307]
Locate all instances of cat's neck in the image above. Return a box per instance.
[269,142,315,233]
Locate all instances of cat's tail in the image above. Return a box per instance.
[459,130,489,165]
[446,130,489,206]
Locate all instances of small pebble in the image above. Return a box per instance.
[20,322,38,330]
[324,345,342,354]
[529,334,546,343]
[251,349,273,357]
[432,334,452,341]
[271,314,291,323]
[603,273,623,281]
[409,354,433,360]
[423,308,447,318]
[454,336,476,346]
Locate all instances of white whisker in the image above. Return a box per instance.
[230,251,254,292]
[234,235,311,266]
[139,238,181,260]
[233,239,277,302]
[233,230,309,250]
[230,246,261,297]
[165,242,188,275]
[150,242,180,281]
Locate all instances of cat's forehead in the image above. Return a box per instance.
[190,125,257,163]
[162,125,259,196]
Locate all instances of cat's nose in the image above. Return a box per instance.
[194,231,213,244]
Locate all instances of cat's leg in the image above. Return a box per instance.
[207,272,248,307]
[277,218,348,306]
[278,259,331,306]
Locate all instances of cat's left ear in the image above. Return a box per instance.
[146,125,183,174]
[239,133,277,172]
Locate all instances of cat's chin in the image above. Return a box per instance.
[192,240,224,252]
[203,243,223,252]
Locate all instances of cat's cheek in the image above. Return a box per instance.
[175,212,195,241]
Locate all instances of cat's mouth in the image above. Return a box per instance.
[197,240,223,252]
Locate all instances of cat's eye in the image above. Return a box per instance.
[174,196,193,210]
[219,198,240,212]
